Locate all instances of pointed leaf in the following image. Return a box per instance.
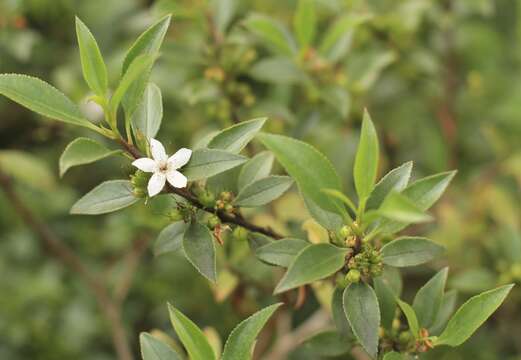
[168,304,216,360]
[75,17,108,96]
[70,180,139,215]
[238,151,273,190]
[182,149,247,181]
[274,244,349,294]
[255,238,309,267]
[354,110,379,201]
[0,74,93,129]
[331,287,354,339]
[413,267,448,328]
[183,221,217,282]
[132,82,163,139]
[244,14,296,56]
[213,0,237,34]
[343,282,380,358]
[258,133,344,220]
[221,303,282,360]
[396,299,419,338]
[154,222,187,256]
[294,0,316,47]
[367,161,412,210]
[429,290,458,335]
[436,284,514,347]
[319,14,371,60]
[381,237,445,267]
[140,332,182,360]
[208,117,266,154]
[234,175,293,207]
[403,171,456,211]
[378,191,433,223]
[59,137,120,177]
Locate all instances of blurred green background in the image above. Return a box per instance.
[0,0,520,359]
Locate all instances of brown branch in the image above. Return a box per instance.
[119,139,283,239]
[0,168,133,360]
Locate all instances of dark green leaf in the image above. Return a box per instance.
[274,244,349,294]
[182,221,217,283]
[154,222,187,256]
[221,303,282,360]
[70,180,139,215]
[301,330,351,357]
[255,238,309,267]
[208,117,266,154]
[343,282,380,358]
[332,287,354,339]
[381,237,445,267]
[182,149,247,181]
[234,175,293,207]
[396,299,419,338]
[413,267,448,328]
[429,290,458,335]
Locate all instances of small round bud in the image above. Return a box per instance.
[233,227,248,242]
[220,191,233,202]
[207,214,220,229]
[335,273,349,289]
[398,331,412,344]
[198,191,215,207]
[346,236,357,248]
[224,203,234,213]
[339,225,351,238]
[345,269,361,283]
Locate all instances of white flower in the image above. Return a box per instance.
[132,139,192,197]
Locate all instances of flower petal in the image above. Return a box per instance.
[150,138,167,162]
[166,169,188,188]
[131,158,156,172]
[168,148,192,169]
[147,172,166,197]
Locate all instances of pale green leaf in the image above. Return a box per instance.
[213,0,237,34]
[244,14,296,56]
[378,191,433,224]
[366,161,412,210]
[436,284,514,347]
[319,14,371,61]
[208,117,266,154]
[255,238,309,267]
[343,282,380,359]
[238,151,273,191]
[234,175,293,207]
[221,303,282,360]
[429,290,458,335]
[168,303,217,360]
[70,180,139,215]
[249,57,305,84]
[396,299,419,338]
[182,149,247,181]
[0,74,94,129]
[413,267,448,329]
[381,237,445,267]
[182,221,217,282]
[75,17,108,96]
[274,244,349,294]
[383,351,404,360]
[294,0,316,47]
[154,222,187,256]
[132,82,163,139]
[354,109,379,201]
[140,332,182,360]
[59,137,120,177]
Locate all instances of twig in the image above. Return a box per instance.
[0,168,134,360]
[118,139,283,239]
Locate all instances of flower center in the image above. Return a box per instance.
[158,161,169,173]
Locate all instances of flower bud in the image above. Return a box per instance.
[345,269,361,283]
[233,227,248,242]
[207,214,220,229]
[339,225,351,238]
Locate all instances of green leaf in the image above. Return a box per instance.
[75,17,108,96]
[258,133,344,219]
[354,109,379,202]
[70,180,139,215]
[378,191,433,223]
[110,54,157,116]
[255,238,309,267]
[321,85,351,118]
[396,299,419,338]
[182,149,247,181]
[332,287,354,339]
[301,330,351,357]
[319,13,371,61]
[303,195,344,230]
[0,150,55,191]
[154,222,187,256]
[213,0,237,34]
[294,0,316,47]
[234,175,293,207]
[413,267,448,329]
[208,118,266,154]
[168,303,217,360]
[221,303,282,360]
[381,237,445,267]
[366,161,412,210]
[436,284,514,347]
[249,57,305,85]
[238,151,273,191]
[59,137,120,177]
[244,14,296,56]
[374,276,398,331]
[0,74,94,129]
[122,14,172,74]
[274,244,349,294]
[183,221,217,282]
[247,232,274,252]
[343,282,380,359]
[140,332,182,360]
[429,290,458,335]
[383,351,404,360]
[132,82,163,139]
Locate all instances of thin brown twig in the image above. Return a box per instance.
[0,168,134,360]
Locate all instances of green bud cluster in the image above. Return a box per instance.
[191,183,216,207]
[130,170,151,198]
[232,227,248,242]
[215,191,235,214]
[347,244,383,278]
[207,214,220,229]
